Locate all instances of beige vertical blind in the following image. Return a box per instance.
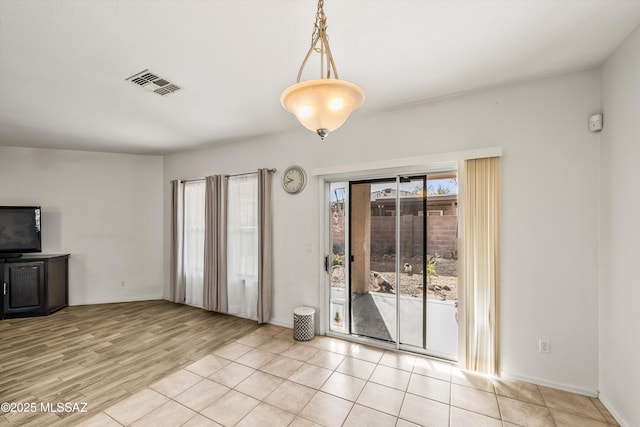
[464,157,501,375]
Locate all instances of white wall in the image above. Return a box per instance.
[599,24,640,427]
[164,69,601,394]
[0,147,164,304]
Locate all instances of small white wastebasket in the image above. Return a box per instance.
[293,306,315,341]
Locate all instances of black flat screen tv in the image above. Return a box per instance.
[0,206,42,256]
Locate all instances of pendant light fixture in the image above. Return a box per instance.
[280,0,365,140]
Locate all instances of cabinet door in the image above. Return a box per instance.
[3,261,45,316]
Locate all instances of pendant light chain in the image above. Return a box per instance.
[313,0,326,79]
[296,0,339,83]
[311,0,325,47]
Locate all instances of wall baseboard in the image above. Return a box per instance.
[268,318,293,329]
[70,295,164,306]
[598,393,629,427]
[499,371,598,397]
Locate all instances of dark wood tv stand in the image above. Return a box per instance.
[1,254,70,320]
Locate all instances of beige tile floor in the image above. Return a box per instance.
[77,325,619,427]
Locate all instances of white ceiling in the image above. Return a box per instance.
[1,0,639,155]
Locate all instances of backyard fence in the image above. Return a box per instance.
[332,215,458,259]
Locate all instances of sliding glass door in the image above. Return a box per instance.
[350,179,398,343]
[328,182,348,333]
[327,172,459,361]
[398,176,426,348]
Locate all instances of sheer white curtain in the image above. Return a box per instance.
[227,174,258,319]
[183,181,205,308]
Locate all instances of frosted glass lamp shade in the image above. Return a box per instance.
[281,79,365,139]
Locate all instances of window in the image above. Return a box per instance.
[227,174,259,319]
[178,175,260,319]
[183,181,205,307]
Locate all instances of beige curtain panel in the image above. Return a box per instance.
[257,168,273,323]
[170,179,186,304]
[203,175,228,313]
[464,157,501,376]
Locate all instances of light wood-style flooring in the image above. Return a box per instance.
[0,300,261,426]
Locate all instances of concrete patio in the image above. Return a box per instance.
[333,288,459,360]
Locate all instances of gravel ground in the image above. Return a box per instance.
[330,265,458,301]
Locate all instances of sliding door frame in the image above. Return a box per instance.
[318,161,466,364]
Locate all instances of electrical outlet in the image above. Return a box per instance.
[539,339,550,353]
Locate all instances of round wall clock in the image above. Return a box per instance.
[282,165,307,194]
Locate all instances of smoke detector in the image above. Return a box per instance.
[126,69,181,96]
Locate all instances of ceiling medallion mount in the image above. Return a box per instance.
[280,0,365,140]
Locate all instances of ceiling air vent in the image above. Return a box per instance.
[126,69,181,96]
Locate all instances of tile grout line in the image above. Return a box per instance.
[82,329,620,427]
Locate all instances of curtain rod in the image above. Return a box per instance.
[182,168,276,183]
